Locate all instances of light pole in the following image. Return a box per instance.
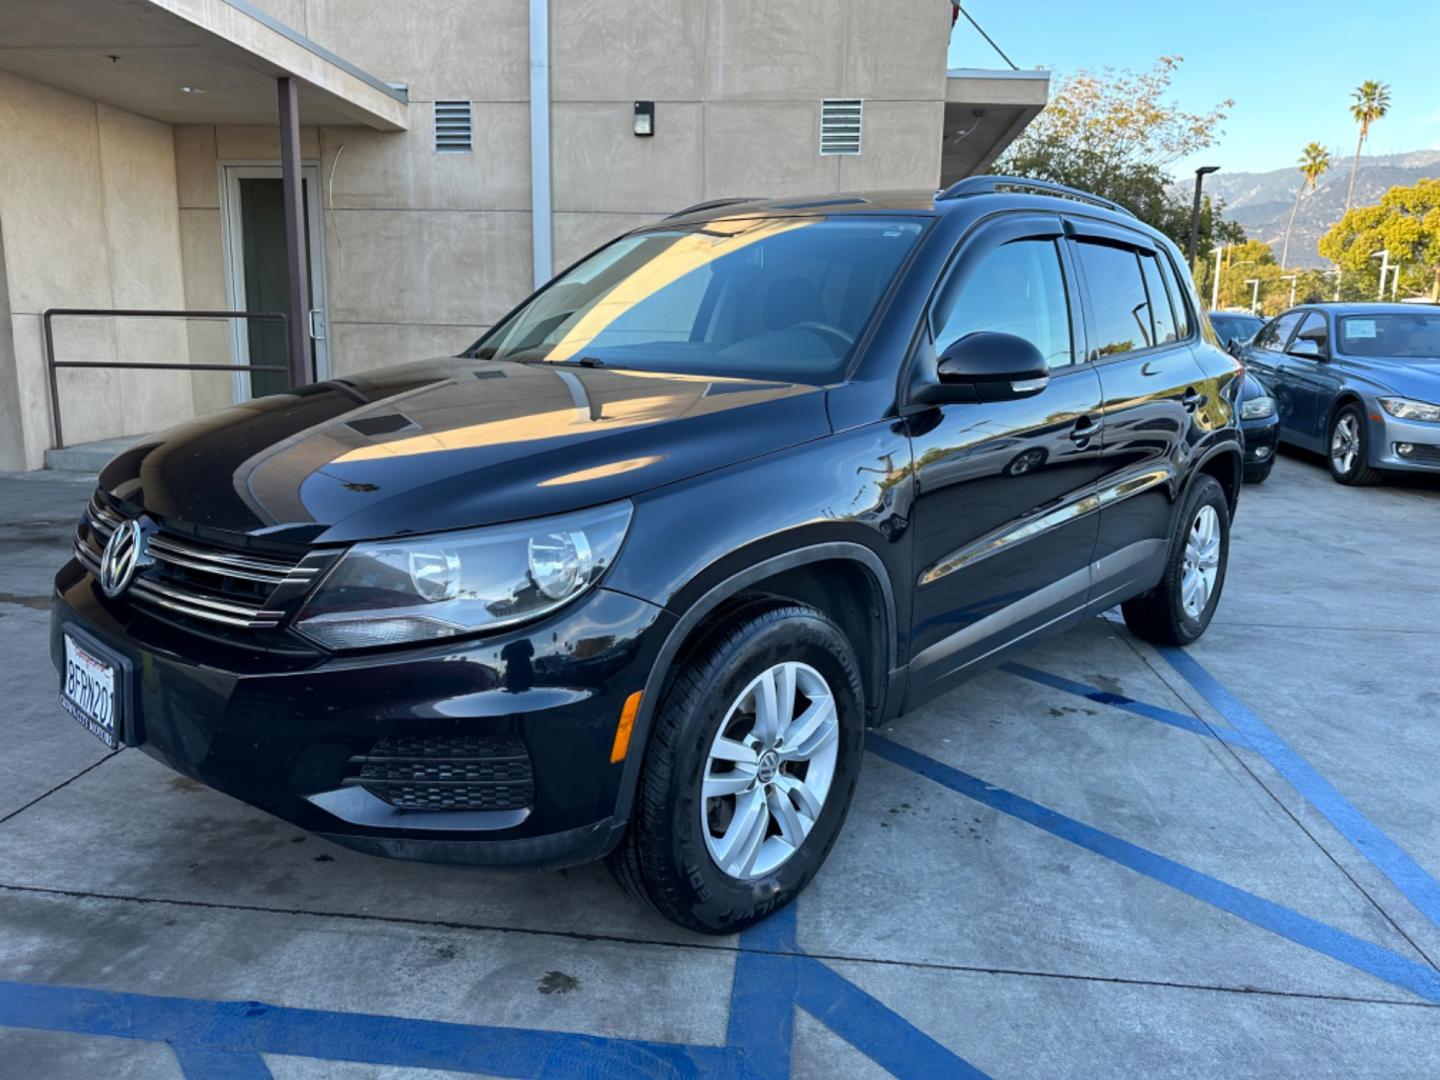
[1245,278,1261,314]
[1281,274,1298,308]
[1189,165,1220,271]
[1210,243,1225,310]
[1371,250,1390,300]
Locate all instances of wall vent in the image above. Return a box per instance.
[434,101,473,153]
[819,98,863,156]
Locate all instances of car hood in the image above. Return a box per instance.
[1338,356,1440,401]
[99,358,831,544]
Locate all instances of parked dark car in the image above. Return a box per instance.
[1238,373,1279,483]
[1241,303,1440,484]
[1208,310,1264,353]
[52,178,1244,933]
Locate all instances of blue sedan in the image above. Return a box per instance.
[1240,303,1440,485]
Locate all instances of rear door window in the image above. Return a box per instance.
[1073,241,1153,358]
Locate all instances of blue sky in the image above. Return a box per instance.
[947,0,1439,177]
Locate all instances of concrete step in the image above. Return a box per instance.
[43,436,139,475]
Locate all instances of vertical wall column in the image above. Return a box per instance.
[276,77,311,387]
[529,0,552,288]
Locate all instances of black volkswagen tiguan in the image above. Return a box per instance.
[53,178,1244,932]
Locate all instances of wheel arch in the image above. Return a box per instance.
[610,543,897,830]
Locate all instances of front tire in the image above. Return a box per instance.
[1327,403,1382,486]
[1121,474,1230,646]
[608,603,865,934]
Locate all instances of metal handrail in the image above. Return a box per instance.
[43,308,289,450]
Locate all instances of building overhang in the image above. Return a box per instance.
[942,68,1050,184]
[0,0,407,130]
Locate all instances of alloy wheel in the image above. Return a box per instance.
[700,661,840,880]
[1331,413,1360,475]
[1180,504,1221,620]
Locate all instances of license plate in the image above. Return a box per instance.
[61,633,119,748]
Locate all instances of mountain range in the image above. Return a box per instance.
[1177,149,1440,268]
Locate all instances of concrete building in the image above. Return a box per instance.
[0,0,1048,472]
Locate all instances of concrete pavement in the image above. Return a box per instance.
[1,449,1437,1078]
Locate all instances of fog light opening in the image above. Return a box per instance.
[1396,442,1415,456]
[1254,446,1272,460]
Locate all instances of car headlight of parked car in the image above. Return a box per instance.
[294,501,634,649]
[1241,395,1276,420]
[1379,397,1440,423]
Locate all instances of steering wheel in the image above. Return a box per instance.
[788,321,856,352]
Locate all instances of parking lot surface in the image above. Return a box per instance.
[2,449,1438,1078]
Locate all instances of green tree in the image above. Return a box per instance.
[997,56,1234,257]
[1280,142,1330,268]
[1343,80,1391,214]
[1320,178,1440,300]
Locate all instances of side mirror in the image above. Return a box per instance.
[1287,337,1324,360]
[1225,338,1243,358]
[913,331,1050,405]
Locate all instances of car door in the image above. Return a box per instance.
[1243,309,1306,442]
[1270,310,1338,444]
[904,214,1105,703]
[1066,223,1210,609]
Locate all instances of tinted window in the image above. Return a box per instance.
[1338,312,1440,360]
[1254,311,1303,351]
[1158,252,1194,337]
[1139,253,1178,343]
[932,238,1073,369]
[1295,311,1328,349]
[472,216,925,384]
[1074,241,1153,358]
[1209,313,1263,343]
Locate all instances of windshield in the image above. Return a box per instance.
[470,216,926,384]
[1209,313,1262,342]
[1338,312,1440,359]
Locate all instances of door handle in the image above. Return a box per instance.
[1181,388,1207,411]
[308,309,327,341]
[1069,416,1098,447]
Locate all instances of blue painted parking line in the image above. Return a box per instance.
[867,733,1440,1004]
[1000,661,1251,748]
[1160,646,1440,932]
[171,1046,274,1080]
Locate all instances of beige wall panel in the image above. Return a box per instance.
[214,124,322,160]
[95,104,194,435]
[177,209,236,418]
[319,103,530,212]
[844,0,950,100]
[706,0,844,100]
[704,101,840,198]
[174,125,220,209]
[552,102,702,214]
[838,100,945,191]
[328,321,488,379]
[552,0,705,101]
[304,0,529,103]
[246,0,310,33]
[552,211,659,270]
[0,72,112,315]
[324,209,532,327]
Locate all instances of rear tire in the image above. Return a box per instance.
[608,603,865,934]
[1327,403,1382,486]
[1121,474,1230,647]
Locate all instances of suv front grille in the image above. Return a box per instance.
[74,493,321,631]
[344,735,535,811]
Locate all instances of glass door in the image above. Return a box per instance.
[221,164,331,400]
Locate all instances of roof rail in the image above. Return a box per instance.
[664,196,761,220]
[937,175,1136,218]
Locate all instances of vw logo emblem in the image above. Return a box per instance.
[99,519,149,598]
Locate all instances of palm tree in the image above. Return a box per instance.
[1280,142,1330,268]
[1343,80,1391,213]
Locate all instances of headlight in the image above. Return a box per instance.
[1379,397,1440,423]
[1241,395,1276,420]
[294,501,633,649]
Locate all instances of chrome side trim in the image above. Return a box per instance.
[918,464,1173,587]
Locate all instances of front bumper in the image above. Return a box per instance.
[1241,413,1280,467]
[50,559,671,867]
[1372,413,1440,473]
